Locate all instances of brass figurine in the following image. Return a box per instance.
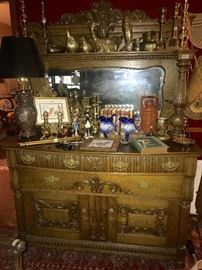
[90,23,118,53]
[80,36,94,53]
[120,13,133,51]
[66,29,80,52]
[40,111,51,139]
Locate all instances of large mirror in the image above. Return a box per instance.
[48,66,165,112]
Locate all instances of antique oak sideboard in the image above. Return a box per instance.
[2,138,201,267]
[3,0,202,267]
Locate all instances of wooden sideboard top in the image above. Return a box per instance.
[0,136,201,157]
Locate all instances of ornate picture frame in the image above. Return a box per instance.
[34,97,71,125]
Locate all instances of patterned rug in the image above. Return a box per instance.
[0,241,181,270]
[0,224,201,270]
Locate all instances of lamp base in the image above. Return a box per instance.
[14,90,37,140]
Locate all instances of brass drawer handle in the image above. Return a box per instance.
[162,161,179,172]
[44,175,59,184]
[64,158,79,169]
[138,181,151,189]
[112,161,129,172]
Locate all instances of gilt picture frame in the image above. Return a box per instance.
[34,97,71,125]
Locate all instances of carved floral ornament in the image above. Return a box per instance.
[68,176,133,195]
[20,151,36,165]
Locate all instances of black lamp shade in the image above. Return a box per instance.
[0,36,44,78]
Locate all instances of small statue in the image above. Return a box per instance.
[90,23,118,52]
[121,13,133,51]
[57,111,66,137]
[80,36,94,53]
[40,111,51,139]
[84,114,92,138]
[72,119,79,137]
[66,29,80,52]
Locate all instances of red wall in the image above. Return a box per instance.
[17,0,202,24]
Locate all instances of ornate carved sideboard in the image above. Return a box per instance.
[3,1,201,268]
[3,139,201,267]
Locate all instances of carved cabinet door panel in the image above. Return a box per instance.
[23,191,80,240]
[116,197,180,247]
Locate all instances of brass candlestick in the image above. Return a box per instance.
[178,0,190,50]
[41,0,49,52]
[169,3,182,47]
[158,7,167,50]
[19,0,28,37]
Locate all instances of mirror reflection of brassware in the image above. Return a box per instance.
[156,117,170,141]
[14,90,37,139]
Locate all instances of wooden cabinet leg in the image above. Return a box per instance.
[11,239,26,270]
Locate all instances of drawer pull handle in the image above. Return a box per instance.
[64,158,79,169]
[162,161,179,172]
[112,161,129,172]
[138,181,151,189]
[44,175,59,184]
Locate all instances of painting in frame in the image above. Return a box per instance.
[34,97,71,125]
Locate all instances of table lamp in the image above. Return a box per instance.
[0,36,45,140]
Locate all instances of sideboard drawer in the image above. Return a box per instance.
[15,149,191,174]
[18,168,184,199]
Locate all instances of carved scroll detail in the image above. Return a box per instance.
[68,176,133,195]
[20,152,36,165]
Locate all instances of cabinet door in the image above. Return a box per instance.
[23,191,118,242]
[117,197,180,247]
[23,191,80,240]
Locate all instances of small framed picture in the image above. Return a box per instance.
[34,97,71,125]
[80,135,120,152]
